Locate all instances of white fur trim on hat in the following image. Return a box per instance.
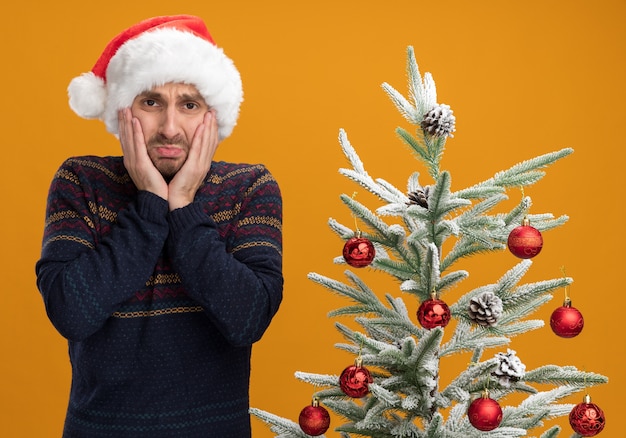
[68,22,243,140]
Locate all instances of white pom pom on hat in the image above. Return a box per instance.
[68,72,107,119]
[67,15,243,140]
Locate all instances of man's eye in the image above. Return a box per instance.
[184,103,198,110]
[145,99,157,106]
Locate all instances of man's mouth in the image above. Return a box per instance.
[156,147,184,158]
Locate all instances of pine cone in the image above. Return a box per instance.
[492,349,526,387]
[421,104,456,138]
[407,186,430,208]
[468,291,503,327]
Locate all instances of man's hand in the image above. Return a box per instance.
[167,110,219,211]
[118,109,169,200]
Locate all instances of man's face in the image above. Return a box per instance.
[130,82,210,179]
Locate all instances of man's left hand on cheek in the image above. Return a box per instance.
[168,110,220,211]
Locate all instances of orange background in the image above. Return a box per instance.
[1,0,624,436]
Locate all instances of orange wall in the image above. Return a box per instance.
[1,0,624,436]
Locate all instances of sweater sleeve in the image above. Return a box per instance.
[35,158,170,341]
[166,165,283,347]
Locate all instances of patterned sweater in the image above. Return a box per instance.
[36,156,283,437]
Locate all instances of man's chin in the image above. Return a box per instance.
[157,162,182,181]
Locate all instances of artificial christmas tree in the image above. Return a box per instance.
[251,47,608,437]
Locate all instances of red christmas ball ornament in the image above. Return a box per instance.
[339,357,373,398]
[343,233,375,268]
[507,217,543,259]
[569,394,606,436]
[468,390,503,431]
[298,397,331,436]
[417,295,451,329]
[550,298,584,338]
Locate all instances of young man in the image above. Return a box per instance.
[36,15,283,437]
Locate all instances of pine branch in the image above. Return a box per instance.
[373,257,420,282]
[441,239,505,272]
[428,171,472,224]
[507,385,581,421]
[493,149,574,187]
[368,383,402,408]
[381,46,435,126]
[444,402,468,433]
[311,387,346,400]
[386,294,412,319]
[313,274,423,341]
[354,402,396,433]
[376,178,410,202]
[454,149,574,200]
[439,194,509,270]
[328,217,354,241]
[540,426,562,438]
[440,320,511,356]
[309,271,388,316]
[484,319,547,338]
[338,129,406,205]
[359,319,410,344]
[501,278,571,310]
[396,126,435,174]
[407,46,437,117]
[319,399,374,436]
[249,408,312,438]
[493,259,534,294]
[357,316,423,341]
[381,47,451,179]
[524,365,608,387]
[524,213,570,232]
[501,196,532,227]
[454,184,506,200]
[335,326,404,361]
[339,195,398,245]
[294,371,338,388]
[392,417,422,437]
[424,412,445,437]
[441,358,498,402]
[437,270,470,294]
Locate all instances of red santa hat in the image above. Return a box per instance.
[68,15,243,140]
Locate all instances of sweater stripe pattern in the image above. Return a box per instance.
[36,156,283,437]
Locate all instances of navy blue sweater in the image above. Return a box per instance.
[36,156,283,437]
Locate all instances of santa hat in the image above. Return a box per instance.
[68,15,243,140]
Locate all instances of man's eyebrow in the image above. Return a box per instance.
[137,91,163,100]
[178,93,208,105]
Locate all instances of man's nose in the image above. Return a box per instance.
[158,107,181,139]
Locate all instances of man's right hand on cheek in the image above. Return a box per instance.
[118,108,169,200]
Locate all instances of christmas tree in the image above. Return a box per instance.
[251,47,608,437]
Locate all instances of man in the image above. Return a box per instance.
[36,15,283,437]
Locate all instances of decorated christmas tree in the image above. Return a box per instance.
[251,47,608,437]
